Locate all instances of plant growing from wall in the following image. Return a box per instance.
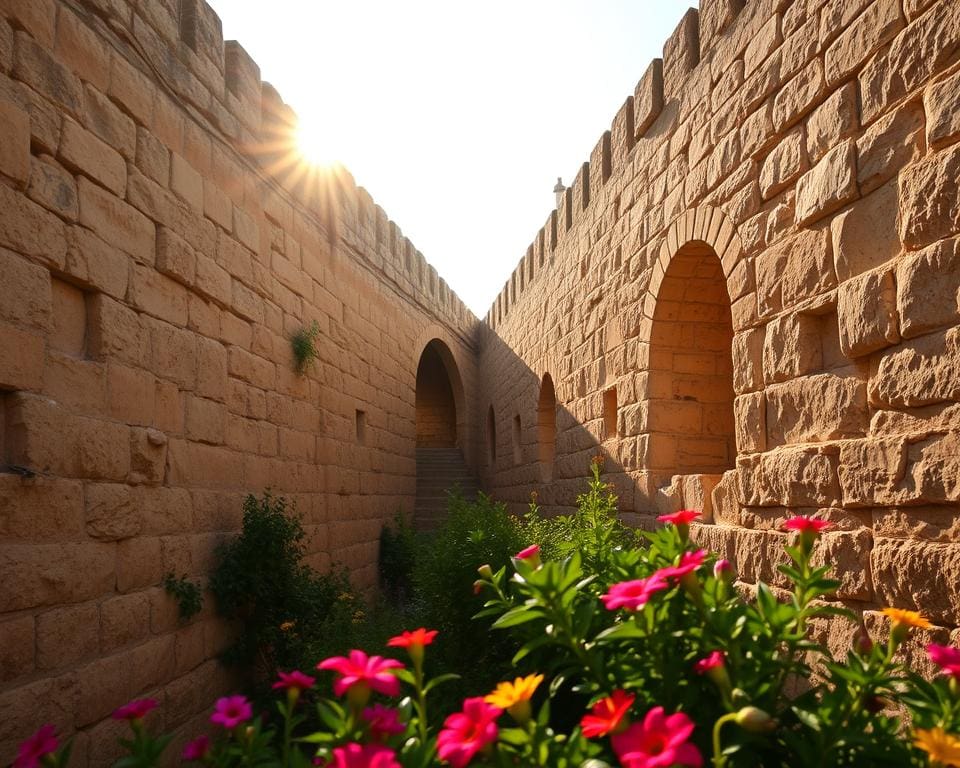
[291,320,320,374]
[162,572,203,621]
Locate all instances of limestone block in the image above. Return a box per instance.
[28,157,79,221]
[81,85,135,160]
[757,446,840,507]
[764,373,868,446]
[65,227,128,300]
[78,177,155,264]
[196,336,227,402]
[830,181,900,281]
[129,263,188,326]
[0,475,84,540]
[156,227,197,286]
[710,469,741,526]
[12,31,82,117]
[872,538,960,625]
[772,57,824,132]
[0,99,30,185]
[731,327,764,394]
[762,312,822,384]
[99,592,151,653]
[35,602,100,671]
[872,506,960,543]
[85,483,140,541]
[837,268,899,357]
[129,427,167,485]
[185,395,226,445]
[116,536,163,593]
[170,153,203,212]
[0,615,34,684]
[734,391,765,453]
[899,142,960,250]
[662,9,699,101]
[634,59,664,138]
[871,327,960,407]
[0,180,68,269]
[148,319,197,390]
[58,119,126,196]
[135,127,170,187]
[759,129,807,200]
[795,139,857,227]
[856,101,924,195]
[0,247,51,332]
[926,68,960,150]
[805,82,858,164]
[699,0,741,51]
[744,13,780,75]
[755,228,834,316]
[897,237,960,338]
[824,0,903,85]
[0,543,115,612]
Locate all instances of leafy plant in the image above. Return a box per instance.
[290,320,320,374]
[379,511,418,603]
[162,572,203,621]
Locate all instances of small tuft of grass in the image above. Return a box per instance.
[163,572,203,621]
[291,320,320,374]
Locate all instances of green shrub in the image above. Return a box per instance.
[209,493,355,685]
[378,511,417,603]
[290,321,320,374]
[162,572,203,621]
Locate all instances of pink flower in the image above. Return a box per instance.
[112,698,158,721]
[581,689,635,738]
[182,735,210,762]
[330,742,402,768]
[318,650,403,698]
[713,559,732,579]
[437,697,501,768]
[657,510,701,526]
[928,644,960,678]
[210,695,252,729]
[658,550,708,582]
[515,544,540,560]
[782,516,831,534]
[272,670,317,692]
[14,724,58,768]
[611,707,703,768]
[363,704,406,741]
[693,651,725,675]
[601,575,668,611]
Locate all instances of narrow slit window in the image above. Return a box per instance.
[603,387,618,440]
[355,410,366,444]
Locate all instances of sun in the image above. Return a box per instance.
[295,118,339,169]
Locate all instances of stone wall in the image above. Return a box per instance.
[0,0,477,761]
[479,0,960,655]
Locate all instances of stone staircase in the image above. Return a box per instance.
[414,448,481,531]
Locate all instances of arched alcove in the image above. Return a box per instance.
[647,241,736,474]
[537,374,557,481]
[415,339,461,449]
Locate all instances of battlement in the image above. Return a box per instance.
[61,0,474,331]
[486,0,763,329]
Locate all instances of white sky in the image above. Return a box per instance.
[211,1,697,316]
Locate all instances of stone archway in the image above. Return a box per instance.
[537,373,557,482]
[415,340,459,448]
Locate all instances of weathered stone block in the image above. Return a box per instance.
[805,82,858,164]
[662,9,699,101]
[78,177,155,264]
[795,139,857,227]
[0,180,68,269]
[0,247,51,332]
[757,446,840,507]
[0,543,114,612]
[899,142,960,250]
[0,615,34,683]
[830,181,900,281]
[897,237,960,338]
[872,538,960,625]
[759,129,806,200]
[85,483,140,541]
[65,227,128,299]
[824,0,903,85]
[837,268,899,357]
[0,99,30,185]
[731,327,764,394]
[28,157,79,221]
[772,57,824,132]
[12,31,82,117]
[926,68,960,149]
[734,391,765,453]
[871,327,960,407]
[35,602,100,670]
[765,372,868,446]
[634,59,664,138]
[0,323,44,391]
[756,228,834,316]
[762,312,822,384]
[856,101,924,195]
[58,119,126,196]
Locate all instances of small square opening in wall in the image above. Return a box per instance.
[512,414,522,465]
[355,410,366,444]
[603,387,618,440]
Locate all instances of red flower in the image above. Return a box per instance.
[318,650,403,698]
[112,698,158,721]
[782,516,831,534]
[657,550,708,582]
[14,724,58,768]
[363,704,406,741]
[601,574,668,611]
[611,706,703,768]
[693,651,725,675]
[330,742,401,768]
[515,544,540,560]
[436,697,501,768]
[272,670,317,692]
[928,644,960,678]
[182,735,210,762]
[386,628,438,650]
[210,695,252,729]
[581,689,635,738]
[656,510,701,526]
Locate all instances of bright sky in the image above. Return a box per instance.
[211,1,697,316]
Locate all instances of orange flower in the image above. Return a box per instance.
[484,674,543,723]
[914,727,960,766]
[881,608,932,630]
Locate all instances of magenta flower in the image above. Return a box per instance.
[363,704,406,741]
[693,651,725,675]
[210,695,252,729]
[601,574,668,611]
[713,559,733,579]
[330,742,402,768]
[272,670,317,692]
[656,510,701,526]
[782,516,831,534]
[928,644,960,678]
[318,650,404,698]
[182,734,210,761]
[515,544,540,560]
[657,550,707,582]
[437,697,502,768]
[611,706,703,768]
[112,698,158,721]
[14,724,58,768]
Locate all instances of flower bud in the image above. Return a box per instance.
[477,564,493,579]
[853,623,873,657]
[735,706,776,733]
[472,580,484,595]
[713,559,734,582]
[731,688,751,707]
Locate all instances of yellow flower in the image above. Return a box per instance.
[914,727,960,766]
[882,607,933,630]
[485,674,544,723]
